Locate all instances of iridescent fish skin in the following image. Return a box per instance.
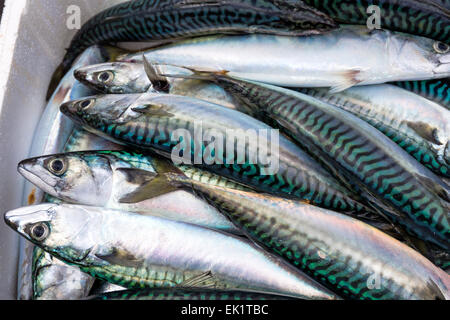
[301,0,450,44]
[17,151,241,234]
[60,0,336,75]
[89,288,294,300]
[393,79,450,110]
[297,85,450,178]
[59,92,378,219]
[165,174,450,300]
[74,62,241,112]
[4,204,340,300]
[120,26,450,91]
[18,45,110,300]
[64,128,123,153]
[186,73,450,252]
[32,245,95,300]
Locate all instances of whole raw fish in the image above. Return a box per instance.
[120,25,450,92]
[59,92,379,219]
[50,0,336,98]
[4,203,340,300]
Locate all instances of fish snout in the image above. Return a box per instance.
[434,54,450,74]
[59,100,86,126]
[73,68,88,82]
[59,100,76,116]
[4,210,20,232]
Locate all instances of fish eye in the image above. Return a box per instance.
[97,71,114,84]
[78,98,95,110]
[30,223,49,242]
[433,41,449,54]
[48,158,67,175]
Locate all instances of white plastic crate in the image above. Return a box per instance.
[0,0,127,299]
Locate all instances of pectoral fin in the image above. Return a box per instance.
[116,167,158,186]
[177,271,218,289]
[95,248,143,269]
[406,121,443,145]
[117,159,188,203]
[329,70,363,93]
[131,104,174,118]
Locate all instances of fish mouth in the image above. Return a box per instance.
[73,69,87,82]
[4,212,19,232]
[59,102,87,127]
[18,163,58,196]
[433,55,450,74]
[74,69,105,92]
[59,101,74,116]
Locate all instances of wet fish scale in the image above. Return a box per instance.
[208,76,449,251]
[303,0,450,43]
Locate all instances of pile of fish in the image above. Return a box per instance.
[5,0,450,300]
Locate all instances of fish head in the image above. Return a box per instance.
[18,153,114,206]
[74,62,150,94]
[391,33,450,78]
[4,204,105,265]
[60,94,144,130]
